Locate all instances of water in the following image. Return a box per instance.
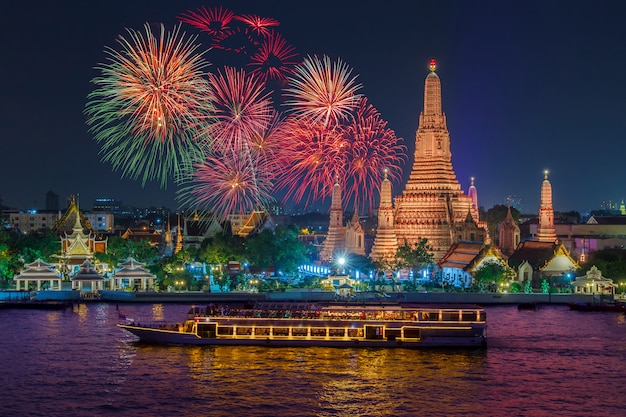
[1,303,625,416]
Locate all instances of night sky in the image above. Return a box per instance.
[3,0,625,214]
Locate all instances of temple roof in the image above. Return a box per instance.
[437,242,483,269]
[587,216,626,225]
[55,195,93,234]
[507,240,579,270]
[71,259,104,281]
[112,257,156,279]
[14,258,60,280]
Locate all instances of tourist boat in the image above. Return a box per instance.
[118,303,487,348]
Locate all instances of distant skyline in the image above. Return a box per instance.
[3,0,626,213]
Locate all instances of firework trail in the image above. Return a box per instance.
[284,55,362,128]
[204,66,273,153]
[342,97,406,214]
[85,23,213,186]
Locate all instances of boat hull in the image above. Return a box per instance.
[567,303,626,312]
[118,324,487,348]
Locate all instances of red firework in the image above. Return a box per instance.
[213,25,259,54]
[204,67,273,153]
[178,6,235,39]
[245,110,288,181]
[285,55,362,128]
[274,116,349,208]
[235,14,280,37]
[342,97,406,214]
[248,31,299,83]
[182,146,275,221]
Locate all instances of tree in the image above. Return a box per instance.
[472,260,515,292]
[395,239,435,289]
[12,228,60,263]
[0,229,21,286]
[246,225,309,276]
[581,249,626,283]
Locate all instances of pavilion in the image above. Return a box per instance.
[110,257,156,291]
[13,258,62,291]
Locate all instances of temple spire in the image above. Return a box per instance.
[320,178,345,262]
[393,61,487,260]
[424,59,442,116]
[537,170,557,242]
[468,177,479,222]
[370,169,398,263]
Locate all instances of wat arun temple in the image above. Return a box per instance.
[370,60,487,262]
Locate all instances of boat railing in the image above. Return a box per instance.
[189,306,485,323]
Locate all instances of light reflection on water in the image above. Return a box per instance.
[1,303,625,416]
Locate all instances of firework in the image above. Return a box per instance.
[245,110,288,180]
[284,55,362,127]
[179,146,275,221]
[204,66,273,153]
[178,6,235,39]
[274,116,349,208]
[342,97,406,214]
[235,14,280,37]
[248,31,299,83]
[85,23,213,186]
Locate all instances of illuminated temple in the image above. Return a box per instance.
[371,60,486,262]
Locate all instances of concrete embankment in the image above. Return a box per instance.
[93,290,600,305]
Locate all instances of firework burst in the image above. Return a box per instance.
[274,116,349,207]
[204,66,273,153]
[248,31,299,83]
[179,146,275,221]
[178,6,235,39]
[85,23,213,186]
[284,55,362,128]
[235,14,280,37]
[342,97,406,214]
[245,110,288,180]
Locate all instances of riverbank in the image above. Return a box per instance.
[3,288,609,305]
[100,289,601,305]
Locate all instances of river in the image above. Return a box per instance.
[1,303,624,416]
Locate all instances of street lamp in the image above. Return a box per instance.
[336,256,346,275]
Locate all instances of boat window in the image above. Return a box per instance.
[441,311,460,321]
[347,328,363,338]
[364,325,384,339]
[403,328,420,339]
[420,311,438,321]
[461,311,477,321]
[255,327,270,336]
[236,327,252,335]
[196,323,216,338]
[292,328,308,337]
[217,326,234,336]
[310,328,327,337]
[328,328,345,337]
[272,327,289,336]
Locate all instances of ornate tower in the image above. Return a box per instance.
[320,178,345,262]
[498,205,520,256]
[393,60,482,260]
[345,210,366,257]
[467,177,479,223]
[537,170,557,242]
[370,169,399,263]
